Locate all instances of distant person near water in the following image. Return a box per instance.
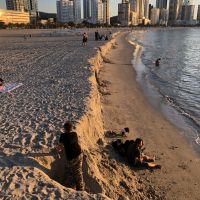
[126,138,161,169]
[155,58,161,67]
[57,121,84,191]
[95,30,99,41]
[82,32,88,46]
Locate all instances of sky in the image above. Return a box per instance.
[0,0,199,17]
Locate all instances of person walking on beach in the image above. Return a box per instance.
[126,138,161,169]
[57,121,84,191]
[82,32,88,46]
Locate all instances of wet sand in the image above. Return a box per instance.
[100,32,200,200]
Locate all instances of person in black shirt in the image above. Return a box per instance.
[57,121,84,190]
[126,138,161,169]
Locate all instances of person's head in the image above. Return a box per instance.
[63,121,73,133]
[124,127,129,133]
[158,58,161,60]
[135,138,144,148]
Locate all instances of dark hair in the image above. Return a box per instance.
[63,121,73,132]
[135,138,143,145]
[124,127,129,133]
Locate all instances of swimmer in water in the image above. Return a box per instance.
[155,58,161,67]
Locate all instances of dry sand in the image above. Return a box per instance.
[0,28,200,200]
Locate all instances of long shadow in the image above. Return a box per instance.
[0,149,66,184]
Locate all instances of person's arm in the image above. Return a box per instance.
[56,143,64,153]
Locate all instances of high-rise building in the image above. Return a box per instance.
[73,0,81,23]
[83,0,91,19]
[168,0,183,24]
[148,4,153,19]
[90,0,102,24]
[118,0,130,26]
[27,0,38,23]
[0,8,30,24]
[197,5,200,21]
[156,0,167,9]
[89,0,109,24]
[102,0,110,24]
[144,0,149,19]
[130,0,134,12]
[150,7,160,25]
[138,0,144,20]
[57,0,74,23]
[57,0,81,23]
[6,0,27,12]
[181,4,195,21]
[160,8,168,25]
[6,0,38,23]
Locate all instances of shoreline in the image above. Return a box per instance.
[129,30,200,156]
[100,32,200,199]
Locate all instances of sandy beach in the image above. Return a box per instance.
[99,32,200,199]
[0,29,200,200]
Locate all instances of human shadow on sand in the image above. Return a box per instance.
[0,149,67,185]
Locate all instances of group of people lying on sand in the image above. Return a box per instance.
[112,128,161,169]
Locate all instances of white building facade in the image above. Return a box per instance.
[151,7,160,25]
[57,0,81,23]
[57,0,74,23]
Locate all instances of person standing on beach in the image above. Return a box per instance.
[57,121,84,191]
[82,32,88,46]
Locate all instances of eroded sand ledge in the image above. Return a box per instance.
[1,29,200,200]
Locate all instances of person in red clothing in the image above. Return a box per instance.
[57,121,84,191]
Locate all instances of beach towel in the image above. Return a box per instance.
[0,83,23,93]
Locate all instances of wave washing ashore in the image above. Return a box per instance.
[129,28,200,154]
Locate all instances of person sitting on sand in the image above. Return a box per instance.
[126,138,161,169]
[56,121,84,191]
[155,58,161,67]
[82,32,88,46]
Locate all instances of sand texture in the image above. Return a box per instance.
[1,28,200,200]
[0,29,113,199]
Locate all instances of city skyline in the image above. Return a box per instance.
[0,0,199,17]
[0,0,155,16]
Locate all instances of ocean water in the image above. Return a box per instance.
[130,28,200,154]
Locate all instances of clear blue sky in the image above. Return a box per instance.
[0,0,199,17]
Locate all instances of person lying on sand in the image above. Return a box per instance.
[126,138,161,169]
[105,127,130,137]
